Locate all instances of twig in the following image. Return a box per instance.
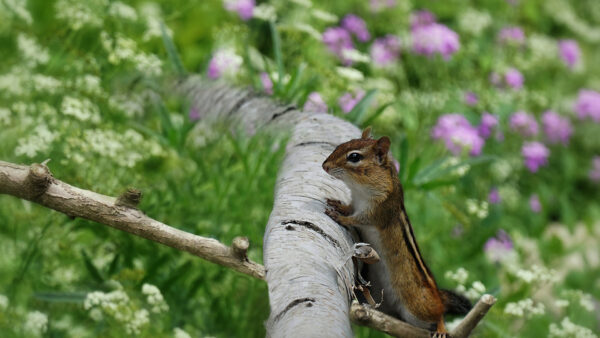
[350,294,497,338]
[0,160,265,280]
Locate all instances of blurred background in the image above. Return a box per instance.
[0,0,599,336]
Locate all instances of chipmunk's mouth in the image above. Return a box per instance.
[325,167,344,179]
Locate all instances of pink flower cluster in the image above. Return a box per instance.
[323,14,371,64]
[558,39,580,69]
[338,90,365,113]
[522,142,549,172]
[541,111,572,145]
[510,111,538,137]
[224,0,254,21]
[478,113,499,139]
[341,14,371,42]
[484,230,513,263]
[431,114,484,156]
[370,35,401,67]
[411,21,460,60]
[574,89,600,122]
[589,156,600,183]
[498,26,525,45]
[369,0,397,12]
[303,92,328,113]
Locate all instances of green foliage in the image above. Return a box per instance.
[1,0,599,337]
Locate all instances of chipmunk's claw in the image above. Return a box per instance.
[430,332,448,338]
[325,207,342,224]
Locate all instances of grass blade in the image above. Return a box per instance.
[160,21,186,76]
[269,21,284,93]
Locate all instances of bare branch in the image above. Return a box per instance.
[451,294,497,338]
[0,160,265,280]
[350,294,496,338]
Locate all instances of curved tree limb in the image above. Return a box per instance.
[0,160,265,280]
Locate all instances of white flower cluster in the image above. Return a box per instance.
[549,317,597,338]
[14,124,58,158]
[457,281,486,301]
[139,3,172,41]
[141,283,169,313]
[1,0,33,24]
[55,0,105,30]
[253,3,277,21]
[514,265,558,284]
[563,290,596,312]
[0,108,11,126]
[24,311,48,336]
[465,199,489,219]
[84,289,149,335]
[174,327,192,338]
[458,8,491,36]
[73,75,104,97]
[504,298,545,317]
[32,74,62,95]
[445,267,469,285]
[100,32,163,76]
[61,96,101,123]
[0,293,9,310]
[108,93,146,117]
[17,34,49,67]
[0,68,27,97]
[108,2,138,21]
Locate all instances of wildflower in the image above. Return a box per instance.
[311,9,338,23]
[0,294,8,310]
[445,267,469,285]
[412,23,460,60]
[15,124,58,158]
[260,72,273,95]
[108,2,138,21]
[370,35,401,67]
[558,39,580,69]
[54,0,104,30]
[522,142,549,172]
[484,229,513,263]
[589,156,600,182]
[464,91,478,106]
[303,92,328,113]
[224,0,254,21]
[498,26,525,45]
[529,194,542,212]
[410,10,436,29]
[541,111,572,145]
[61,96,101,122]
[510,111,538,137]
[207,49,243,79]
[549,317,597,338]
[466,199,489,218]
[338,90,365,113]
[341,14,370,42]
[488,188,501,204]
[17,34,49,67]
[478,113,498,139]
[504,299,545,317]
[369,0,397,12]
[24,311,48,336]
[335,67,364,81]
[573,89,600,122]
[174,328,192,338]
[142,283,169,313]
[457,9,491,36]
[504,68,524,90]
[253,3,277,21]
[322,27,354,63]
[431,114,484,156]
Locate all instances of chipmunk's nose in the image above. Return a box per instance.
[322,161,330,173]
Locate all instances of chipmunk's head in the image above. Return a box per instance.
[322,127,396,196]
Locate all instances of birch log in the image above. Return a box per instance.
[184,80,360,337]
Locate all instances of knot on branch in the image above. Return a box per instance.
[116,188,142,208]
[231,236,249,261]
[25,163,52,198]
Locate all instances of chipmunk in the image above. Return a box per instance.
[323,128,471,337]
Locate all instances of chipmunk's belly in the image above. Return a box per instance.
[359,227,433,329]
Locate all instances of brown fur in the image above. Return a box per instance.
[323,128,449,335]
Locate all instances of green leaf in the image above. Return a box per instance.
[160,21,186,76]
[362,102,393,126]
[283,63,306,99]
[35,292,87,304]
[398,136,408,180]
[347,89,378,124]
[269,21,284,93]
[81,249,105,283]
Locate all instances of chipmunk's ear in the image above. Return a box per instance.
[361,126,372,140]
[375,136,390,164]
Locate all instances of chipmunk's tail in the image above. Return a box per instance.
[440,289,472,315]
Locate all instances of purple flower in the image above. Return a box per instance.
[529,194,541,213]
[464,91,478,106]
[541,110,572,145]
[574,89,600,123]
[505,68,524,90]
[260,72,273,95]
[484,230,513,263]
[338,90,365,113]
[410,10,436,29]
[498,26,525,45]
[488,188,501,204]
[189,105,200,121]
[369,0,397,12]
[224,0,254,21]
[323,27,354,64]
[478,113,499,139]
[431,114,484,156]
[341,14,370,42]
[510,111,539,137]
[589,156,600,182]
[412,23,460,60]
[207,49,242,79]
[558,39,580,69]
[304,92,328,113]
[522,141,550,172]
[393,158,400,172]
[370,35,401,67]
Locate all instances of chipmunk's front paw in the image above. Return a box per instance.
[325,207,343,225]
[430,332,448,338]
[326,198,353,216]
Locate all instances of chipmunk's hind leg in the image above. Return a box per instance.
[430,318,448,338]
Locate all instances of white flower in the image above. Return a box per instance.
[2,0,33,24]
[549,317,597,338]
[55,0,105,30]
[61,96,101,123]
[290,0,312,7]
[108,93,145,117]
[554,299,569,308]
[253,3,277,21]
[108,2,138,21]
[457,9,491,36]
[32,74,62,94]
[140,3,172,41]
[504,298,545,317]
[174,327,192,338]
[0,294,8,310]
[445,267,469,285]
[142,283,169,313]
[341,49,371,63]
[15,124,58,158]
[0,108,11,125]
[311,9,337,23]
[465,199,488,219]
[335,67,364,82]
[24,311,48,336]
[125,309,149,335]
[74,75,103,96]
[134,53,163,76]
[17,34,49,67]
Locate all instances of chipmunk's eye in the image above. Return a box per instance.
[346,152,363,163]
